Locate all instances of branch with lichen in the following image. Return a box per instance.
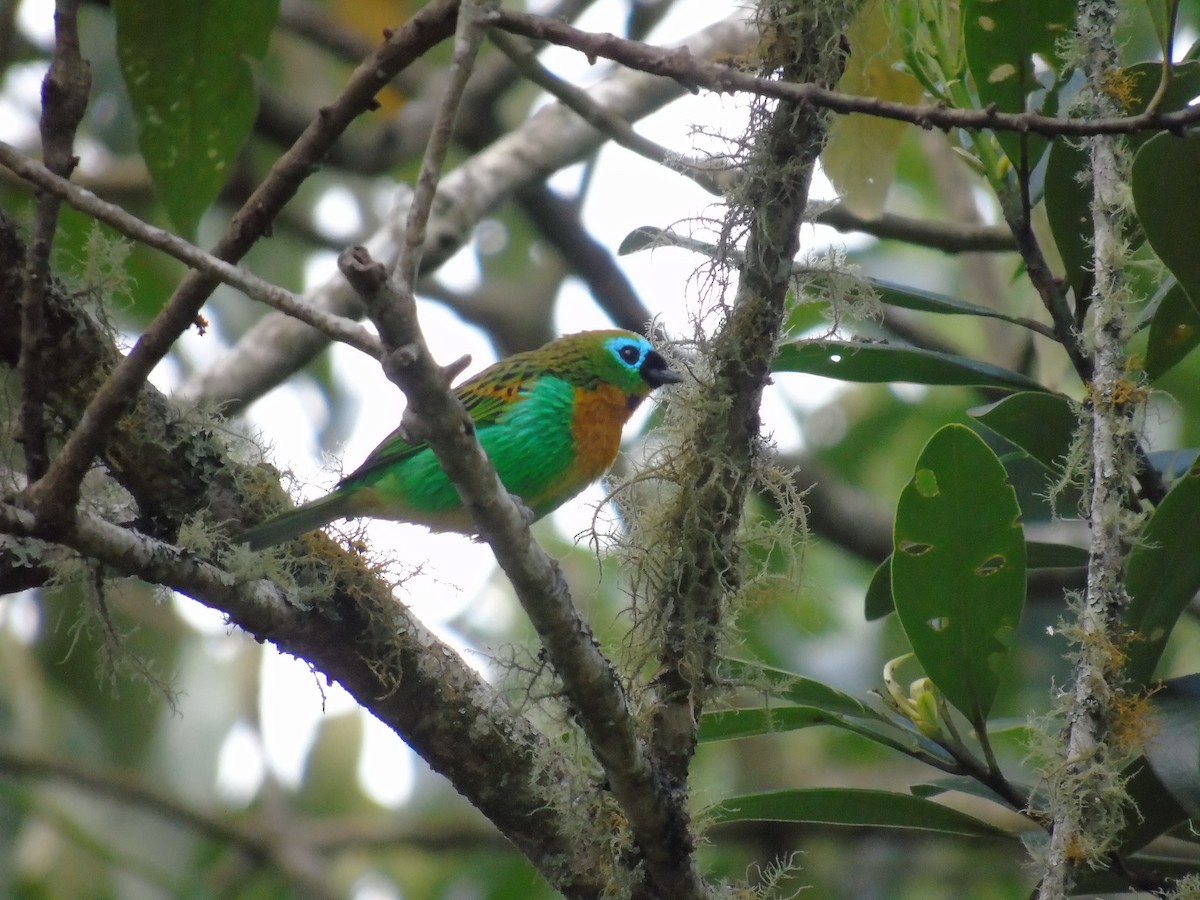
[331,5,705,896]
[180,12,759,415]
[0,210,620,899]
[18,0,460,535]
[1036,3,1146,896]
[637,0,851,811]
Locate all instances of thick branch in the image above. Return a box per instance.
[20,0,460,532]
[646,0,848,833]
[0,213,612,898]
[340,247,703,900]
[1038,4,1142,896]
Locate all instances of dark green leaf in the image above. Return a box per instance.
[910,776,1030,810]
[618,226,666,255]
[1123,460,1200,685]
[1025,541,1088,569]
[1144,676,1200,819]
[113,0,279,234]
[774,340,1048,392]
[1044,137,1092,303]
[1045,62,1200,305]
[717,658,878,719]
[871,279,1040,329]
[697,706,833,743]
[1117,758,1190,853]
[865,557,894,620]
[892,425,1026,725]
[962,0,1076,170]
[970,392,1077,470]
[1146,283,1200,380]
[1133,133,1200,321]
[710,788,1009,837]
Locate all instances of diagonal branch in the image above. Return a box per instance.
[0,142,383,360]
[20,0,461,532]
[342,241,706,900]
[180,12,758,413]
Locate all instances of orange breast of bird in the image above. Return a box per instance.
[568,383,636,484]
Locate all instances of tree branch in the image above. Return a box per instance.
[491,7,1200,138]
[18,0,90,482]
[180,12,758,413]
[340,245,703,900]
[0,142,384,361]
[20,0,460,533]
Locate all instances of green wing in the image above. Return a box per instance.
[340,355,539,486]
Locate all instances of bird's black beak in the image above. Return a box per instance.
[640,349,683,388]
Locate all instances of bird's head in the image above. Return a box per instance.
[560,330,682,404]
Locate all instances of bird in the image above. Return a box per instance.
[239,329,681,549]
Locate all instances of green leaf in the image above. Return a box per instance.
[970,391,1077,470]
[1133,133,1200,320]
[1146,0,1182,61]
[1146,282,1200,380]
[773,340,1048,392]
[1117,757,1190,853]
[962,0,1076,170]
[1025,541,1088,569]
[910,776,1030,810]
[1044,137,1092,303]
[868,541,1082,622]
[113,0,279,235]
[1123,459,1200,685]
[871,279,1040,330]
[865,558,894,621]
[1048,62,1200,303]
[892,425,1026,725]
[717,658,878,719]
[709,788,1008,837]
[697,706,833,743]
[1144,676,1200,820]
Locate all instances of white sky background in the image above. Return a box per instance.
[4,0,855,817]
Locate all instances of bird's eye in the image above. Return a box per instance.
[618,344,641,365]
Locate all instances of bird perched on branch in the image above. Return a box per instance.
[240,329,681,549]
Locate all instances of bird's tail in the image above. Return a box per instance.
[239,491,360,550]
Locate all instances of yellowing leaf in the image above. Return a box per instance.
[823,0,923,218]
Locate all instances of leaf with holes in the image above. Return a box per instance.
[962,0,1076,170]
[773,340,1047,392]
[113,0,278,235]
[892,424,1026,726]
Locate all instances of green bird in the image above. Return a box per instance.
[240,329,681,549]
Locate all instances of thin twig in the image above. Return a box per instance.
[182,12,758,414]
[18,0,90,481]
[491,7,1200,139]
[0,141,383,360]
[815,204,1017,254]
[489,27,735,196]
[20,0,460,533]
